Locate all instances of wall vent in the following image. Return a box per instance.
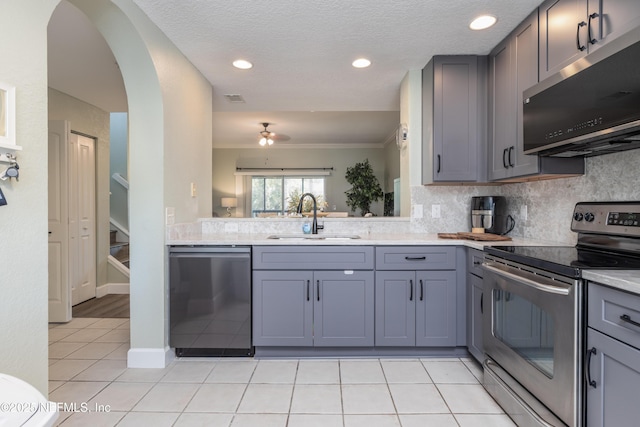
[224,94,245,103]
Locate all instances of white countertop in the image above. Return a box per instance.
[582,270,640,296]
[166,232,557,251]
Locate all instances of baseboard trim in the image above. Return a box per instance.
[127,347,174,368]
[96,283,130,297]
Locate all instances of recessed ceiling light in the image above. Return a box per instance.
[469,15,497,30]
[352,58,371,68]
[232,59,253,69]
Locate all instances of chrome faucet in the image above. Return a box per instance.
[297,193,324,234]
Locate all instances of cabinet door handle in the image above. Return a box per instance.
[317,280,320,301]
[620,314,640,328]
[409,279,414,301]
[508,146,515,167]
[502,148,508,169]
[480,292,484,314]
[420,279,424,301]
[586,347,597,388]
[588,13,598,44]
[306,279,310,301]
[405,256,426,261]
[436,154,441,173]
[577,21,587,51]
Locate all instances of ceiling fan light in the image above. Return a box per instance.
[267,138,274,145]
[259,138,267,146]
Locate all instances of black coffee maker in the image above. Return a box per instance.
[470,196,513,235]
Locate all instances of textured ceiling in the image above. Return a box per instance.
[48,0,543,148]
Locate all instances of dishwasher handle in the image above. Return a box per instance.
[169,252,250,259]
[169,246,250,254]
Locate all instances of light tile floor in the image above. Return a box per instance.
[49,318,515,427]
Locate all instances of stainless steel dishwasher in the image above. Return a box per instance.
[169,246,253,356]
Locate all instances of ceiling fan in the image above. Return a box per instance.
[258,122,290,146]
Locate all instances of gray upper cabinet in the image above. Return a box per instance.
[422,56,487,184]
[489,9,585,182]
[489,11,540,181]
[539,0,589,80]
[539,0,640,81]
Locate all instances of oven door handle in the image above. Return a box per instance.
[482,263,571,296]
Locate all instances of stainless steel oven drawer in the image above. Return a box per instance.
[589,282,640,350]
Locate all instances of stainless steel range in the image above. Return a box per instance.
[482,202,640,427]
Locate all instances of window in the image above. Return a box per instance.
[251,176,325,216]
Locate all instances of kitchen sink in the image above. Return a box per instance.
[267,234,361,240]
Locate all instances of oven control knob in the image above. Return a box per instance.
[573,212,584,221]
[584,212,595,222]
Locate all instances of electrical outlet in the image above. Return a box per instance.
[431,204,441,218]
[190,182,197,197]
[521,204,528,221]
[413,204,423,219]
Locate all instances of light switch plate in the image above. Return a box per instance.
[190,182,197,197]
[165,207,175,225]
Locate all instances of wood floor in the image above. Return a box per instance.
[72,294,130,318]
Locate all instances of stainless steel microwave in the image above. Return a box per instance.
[523,27,640,157]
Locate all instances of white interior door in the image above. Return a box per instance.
[48,120,71,322]
[70,133,97,305]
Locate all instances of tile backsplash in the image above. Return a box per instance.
[411,149,640,244]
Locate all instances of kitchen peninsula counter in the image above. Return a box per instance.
[166,231,556,251]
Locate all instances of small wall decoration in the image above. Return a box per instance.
[0,81,17,149]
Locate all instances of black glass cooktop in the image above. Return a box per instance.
[484,246,640,278]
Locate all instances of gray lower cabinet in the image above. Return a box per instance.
[375,270,456,347]
[467,248,484,362]
[252,246,375,347]
[253,269,374,347]
[375,246,458,347]
[586,282,640,426]
[585,328,640,426]
[314,270,374,347]
[253,270,313,346]
[467,273,484,362]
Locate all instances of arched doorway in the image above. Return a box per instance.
[61,0,167,368]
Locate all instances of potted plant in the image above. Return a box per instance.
[345,159,384,216]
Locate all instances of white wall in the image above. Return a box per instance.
[48,88,111,289]
[400,70,422,217]
[0,0,58,396]
[212,147,387,217]
[0,0,214,391]
[71,0,213,365]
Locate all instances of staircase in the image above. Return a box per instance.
[110,229,130,268]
